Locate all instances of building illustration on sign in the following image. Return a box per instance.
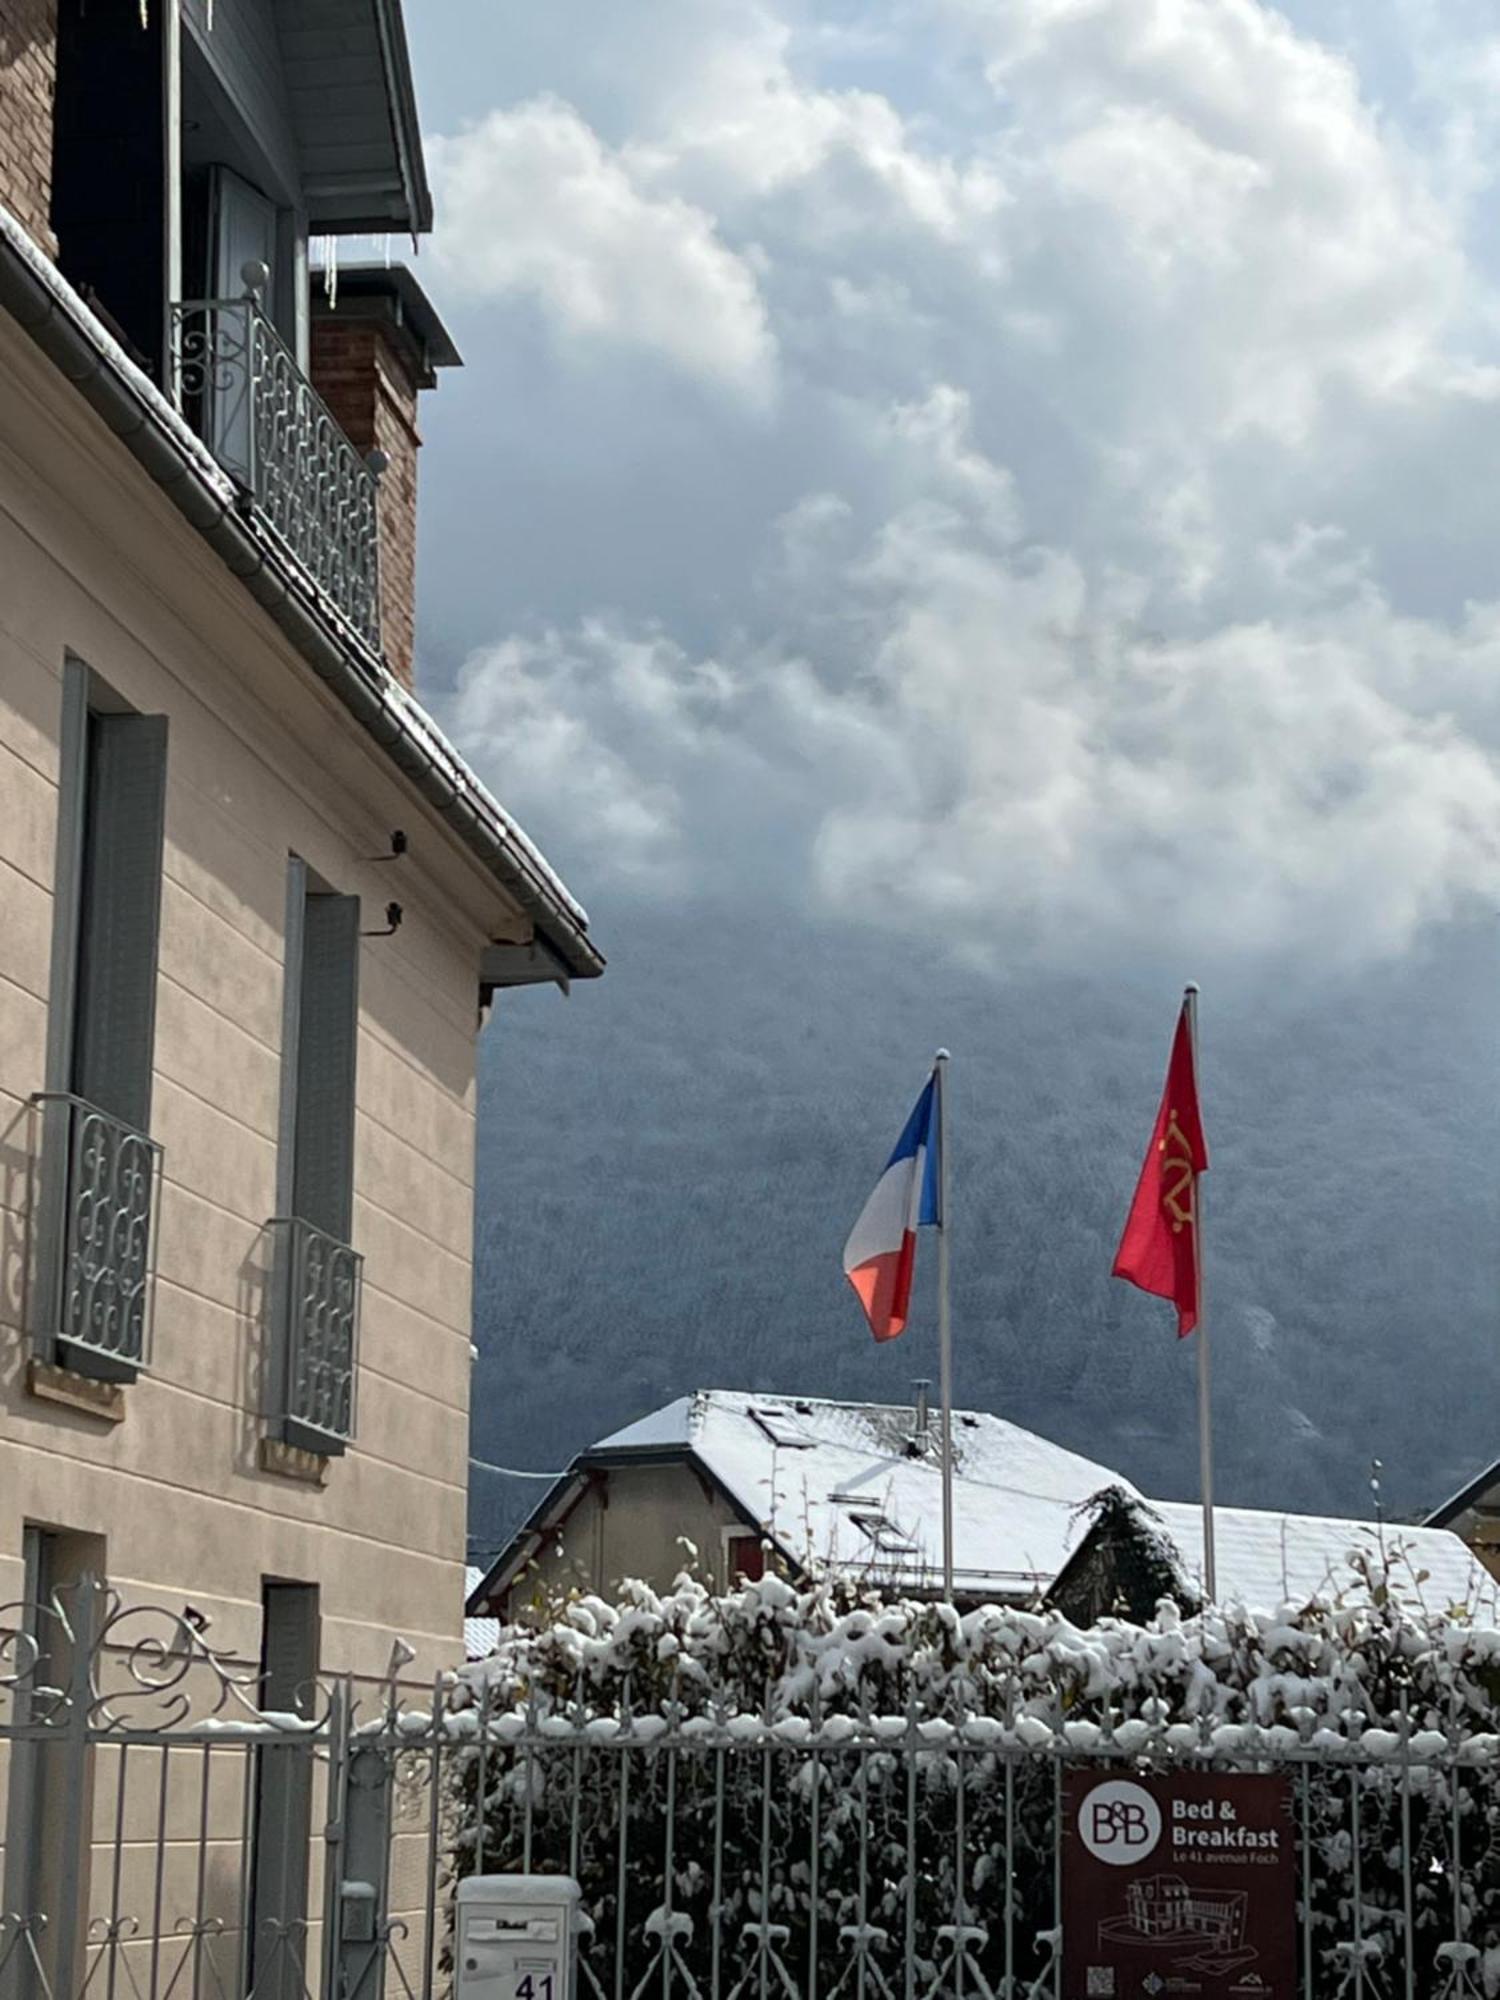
[1101,1875,1255,1972]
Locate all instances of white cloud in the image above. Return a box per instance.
[428,98,776,400]
[961,0,1467,439]
[427,0,1500,972]
[449,386,1500,963]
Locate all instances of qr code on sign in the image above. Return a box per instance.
[1087,1970,1115,1997]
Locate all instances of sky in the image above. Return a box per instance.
[400,0,1500,976]
[392,1,1500,1530]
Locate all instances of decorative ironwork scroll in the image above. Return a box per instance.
[31,1092,160,1377]
[171,298,383,653]
[272,1215,363,1451]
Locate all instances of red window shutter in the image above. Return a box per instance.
[727,1535,765,1583]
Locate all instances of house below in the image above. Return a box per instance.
[467,1390,1492,1637]
[467,1387,1139,1622]
[1051,1488,1492,1625]
[1425,1459,1500,1584]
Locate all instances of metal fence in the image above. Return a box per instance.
[27,1093,160,1379]
[268,1216,363,1453]
[451,1680,1500,2000]
[0,1581,436,2000]
[5,1584,1499,2000]
[170,296,383,653]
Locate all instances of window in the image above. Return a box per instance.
[3,1527,107,2000]
[249,1583,319,2000]
[846,1510,920,1558]
[748,1407,816,1450]
[34,661,167,1381]
[269,861,363,1452]
[52,0,171,377]
[725,1535,766,1585]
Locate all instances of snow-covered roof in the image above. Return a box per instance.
[464,1565,500,1659]
[612,1389,1133,1599]
[595,1396,696,1452]
[471,1390,1495,1619]
[1145,1501,1495,1617]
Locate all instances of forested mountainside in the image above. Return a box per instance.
[468,901,1500,1570]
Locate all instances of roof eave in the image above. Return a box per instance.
[0,202,601,983]
[374,0,435,235]
[467,1469,593,1612]
[1426,1460,1500,1529]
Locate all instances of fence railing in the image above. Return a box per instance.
[446,1681,1500,2000]
[169,296,383,652]
[269,1215,363,1453]
[28,1092,161,1380]
[6,1582,1500,2000]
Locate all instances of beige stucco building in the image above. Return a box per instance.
[0,0,602,1701]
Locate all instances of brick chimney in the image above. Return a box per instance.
[310,265,460,689]
[0,0,60,256]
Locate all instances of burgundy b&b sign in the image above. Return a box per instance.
[1062,1771,1296,2000]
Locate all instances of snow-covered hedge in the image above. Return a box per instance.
[450,1557,1500,1996]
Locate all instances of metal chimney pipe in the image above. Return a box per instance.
[912,1379,931,1443]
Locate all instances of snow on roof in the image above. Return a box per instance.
[464,1565,500,1659]
[595,1395,697,1453]
[1145,1502,1496,1616]
[611,1389,1133,1598]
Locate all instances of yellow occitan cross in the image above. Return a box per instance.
[1158,1107,1196,1235]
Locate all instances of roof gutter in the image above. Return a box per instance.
[0,207,601,981]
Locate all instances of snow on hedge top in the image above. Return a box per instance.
[462,1565,1500,1750]
[599,1389,1135,1598]
[1146,1501,1493,1619]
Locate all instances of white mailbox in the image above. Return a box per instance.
[456,1876,583,2000]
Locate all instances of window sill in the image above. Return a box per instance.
[27,1358,126,1423]
[258,1436,331,1487]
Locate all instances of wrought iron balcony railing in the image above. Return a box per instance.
[170,294,383,652]
[30,1093,161,1381]
[269,1216,363,1454]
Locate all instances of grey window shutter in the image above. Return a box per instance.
[291,894,360,1242]
[71,712,168,1134]
[44,661,90,1094]
[250,1585,319,2000]
[275,860,308,1221]
[260,1581,319,1716]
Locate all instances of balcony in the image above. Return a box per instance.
[269,1216,363,1454]
[29,1094,161,1381]
[169,289,383,652]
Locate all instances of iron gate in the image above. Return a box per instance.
[0,1579,436,2000]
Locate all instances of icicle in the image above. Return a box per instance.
[322,237,339,309]
[139,0,149,25]
[382,233,392,270]
[207,0,214,26]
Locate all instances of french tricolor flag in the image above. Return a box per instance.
[843,1076,941,1342]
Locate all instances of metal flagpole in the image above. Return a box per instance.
[934,1048,954,1600]
[1184,984,1216,1601]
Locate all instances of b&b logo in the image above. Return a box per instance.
[1079,1780,1162,1866]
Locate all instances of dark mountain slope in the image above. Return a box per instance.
[469,903,1500,1568]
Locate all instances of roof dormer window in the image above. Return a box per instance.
[846,1510,920,1558]
[749,1407,816,1449]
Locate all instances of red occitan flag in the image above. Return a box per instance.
[1113,1000,1209,1337]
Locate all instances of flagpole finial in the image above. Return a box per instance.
[1184,982,1200,997]
[934,1048,951,1064]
